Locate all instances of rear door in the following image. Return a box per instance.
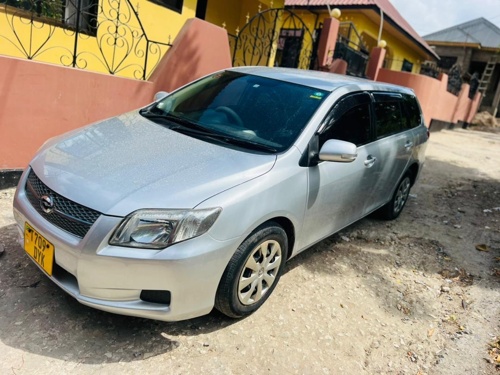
[363,92,415,213]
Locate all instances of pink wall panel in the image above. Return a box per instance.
[0,56,155,169]
[452,84,472,123]
[375,68,478,127]
[150,18,232,93]
[467,92,483,123]
[366,47,386,81]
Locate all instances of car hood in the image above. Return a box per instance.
[30,112,276,216]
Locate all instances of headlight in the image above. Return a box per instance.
[109,208,221,249]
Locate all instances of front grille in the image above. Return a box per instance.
[25,169,101,238]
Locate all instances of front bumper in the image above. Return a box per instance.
[13,171,239,322]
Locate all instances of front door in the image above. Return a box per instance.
[298,92,376,249]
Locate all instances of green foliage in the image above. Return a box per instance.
[3,0,65,20]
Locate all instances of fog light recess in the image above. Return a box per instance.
[140,290,171,305]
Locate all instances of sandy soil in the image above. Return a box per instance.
[0,129,499,375]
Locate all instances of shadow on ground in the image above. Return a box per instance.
[0,223,239,364]
[0,154,498,365]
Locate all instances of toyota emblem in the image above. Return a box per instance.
[40,195,55,214]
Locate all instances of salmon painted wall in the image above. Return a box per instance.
[149,18,232,92]
[0,56,155,169]
[375,68,479,127]
[452,84,472,123]
[0,18,232,169]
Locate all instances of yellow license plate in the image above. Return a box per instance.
[24,222,54,276]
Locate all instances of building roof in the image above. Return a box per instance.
[285,0,438,59]
[424,18,500,49]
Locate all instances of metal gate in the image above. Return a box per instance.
[228,9,316,70]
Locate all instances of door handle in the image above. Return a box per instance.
[404,141,413,151]
[364,156,377,168]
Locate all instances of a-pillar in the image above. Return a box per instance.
[366,47,386,81]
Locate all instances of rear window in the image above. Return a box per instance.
[373,93,404,139]
[402,94,422,129]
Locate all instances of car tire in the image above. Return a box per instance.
[377,173,412,220]
[215,222,288,319]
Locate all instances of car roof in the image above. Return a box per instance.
[229,66,413,94]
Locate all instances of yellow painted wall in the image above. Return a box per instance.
[0,0,196,78]
[337,11,426,73]
[204,0,284,35]
[204,0,285,67]
[291,9,429,73]
[204,0,242,33]
[0,0,287,78]
[0,1,428,77]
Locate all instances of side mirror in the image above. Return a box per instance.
[154,91,168,101]
[319,139,357,163]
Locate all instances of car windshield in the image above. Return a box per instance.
[144,71,329,153]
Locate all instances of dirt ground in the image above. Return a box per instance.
[0,129,499,375]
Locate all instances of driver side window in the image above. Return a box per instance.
[319,93,372,148]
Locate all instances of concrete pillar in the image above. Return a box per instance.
[466,91,484,123]
[462,48,473,72]
[150,18,232,93]
[366,47,386,81]
[452,83,470,123]
[327,59,348,75]
[438,72,449,92]
[317,17,340,69]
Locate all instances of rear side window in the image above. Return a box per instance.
[372,92,404,139]
[402,94,422,129]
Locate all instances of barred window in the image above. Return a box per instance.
[148,0,183,13]
[64,0,98,34]
[3,0,98,35]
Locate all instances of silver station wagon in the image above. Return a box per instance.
[13,67,428,321]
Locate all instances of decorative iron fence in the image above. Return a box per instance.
[229,8,315,70]
[419,63,440,79]
[334,22,368,77]
[338,21,368,53]
[446,63,463,96]
[0,0,171,79]
[333,40,368,77]
[467,73,480,99]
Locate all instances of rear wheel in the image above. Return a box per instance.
[378,174,411,220]
[215,222,288,318]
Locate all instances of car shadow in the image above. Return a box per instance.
[285,155,500,323]
[0,154,498,365]
[0,223,241,364]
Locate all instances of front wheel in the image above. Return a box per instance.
[215,222,288,318]
[377,174,412,220]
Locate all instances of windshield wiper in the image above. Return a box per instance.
[140,110,193,126]
[140,110,277,153]
[171,125,278,153]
